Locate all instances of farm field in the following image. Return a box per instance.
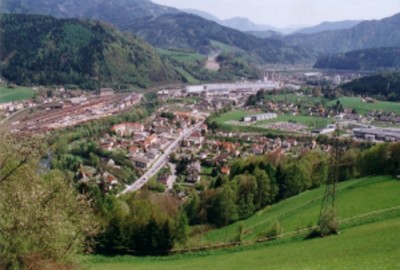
[86,216,400,270]
[203,176,400,244]
[0,86,35,103]
[327,97,400,115]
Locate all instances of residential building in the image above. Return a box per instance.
[186,161,201,183]
[131,156,152,169]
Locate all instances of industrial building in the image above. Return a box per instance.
[353,127,400,142]
[242,113,278,122]
[185,79,283,95]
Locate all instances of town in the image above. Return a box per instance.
[3,69,399,196]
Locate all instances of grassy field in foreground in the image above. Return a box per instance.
[0,87,35,103]
[202,176,400,244]
[327,97,400,115]
[86,217,400,270]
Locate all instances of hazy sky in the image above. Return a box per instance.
[152,0,400,28]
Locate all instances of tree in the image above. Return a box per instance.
[235,175,257,219]
[208,186,238,227]
[253,168,277,209]
[279,163,309,199]
[0,137,98,269]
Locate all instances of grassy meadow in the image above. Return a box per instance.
[327,97,400,114]
[203,176,400,244]
[86,217,400,270]
[0,86,35,103]
[86,176,400,270]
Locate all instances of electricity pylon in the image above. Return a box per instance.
[317,129,341,236]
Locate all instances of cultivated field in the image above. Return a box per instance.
[0,87,35,103]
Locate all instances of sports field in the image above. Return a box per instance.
[0,87,35,103]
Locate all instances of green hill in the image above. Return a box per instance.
[87,219,400,269]
[314,47,400,71]
[341,72,400,101]
[85,176,400,269]
[201,176,400,244]
[86,174,400,270]
[0,13,178,88]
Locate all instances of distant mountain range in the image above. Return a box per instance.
[183,9,299,34]
[0,13,178,88]
[314,47,400,71]
[294,20,362,35]
[285,13,400,54]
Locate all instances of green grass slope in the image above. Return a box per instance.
[203,176,400,244]
[86,217,400,270]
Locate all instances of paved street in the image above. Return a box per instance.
[118,120,204,195]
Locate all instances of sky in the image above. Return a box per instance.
[152,0,400,28]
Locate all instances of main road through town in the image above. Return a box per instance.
[118,120,204,196]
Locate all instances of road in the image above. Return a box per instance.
[166,163,177,190]
[118,120,204,196]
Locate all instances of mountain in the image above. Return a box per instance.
[246,30,283,39]
[0,0,311,64]
[221,17,276,32]
[129,13,311,64]
[182,9,301,34]
[285,13,400,54]
[183,8,220,23]
[0,13,178,88]
[314,47,400,71]
[342,72,400,101]
[0,0,179,27]
[295,20,362,35]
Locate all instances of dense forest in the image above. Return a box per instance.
[314,47,400,71]
[0,13,179,89]
[342,72,400,101]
